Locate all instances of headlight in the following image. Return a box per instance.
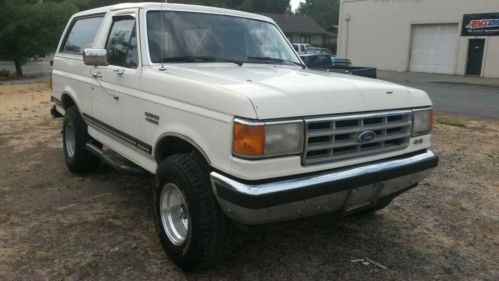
[232,118,304,158]
[265,122,304,156]
[412,108,434,136]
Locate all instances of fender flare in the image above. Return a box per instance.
[60,89,82,113]
[153,132,212,165]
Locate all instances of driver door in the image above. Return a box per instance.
[92,9,150,154]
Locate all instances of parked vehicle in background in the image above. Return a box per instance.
[304,47,332,55]
[51,3,437,271]
[301,54,377,79]
[301,54,333,68]
[300,54,353,68]
[292,43,312,54]
[331,56,352,67]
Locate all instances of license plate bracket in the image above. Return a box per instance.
[344,183,384,212]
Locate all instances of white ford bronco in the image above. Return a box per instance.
[50,2,439,271]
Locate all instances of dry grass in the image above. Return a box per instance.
[437,116,468,128]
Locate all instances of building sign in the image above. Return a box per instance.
[462,13,499,36]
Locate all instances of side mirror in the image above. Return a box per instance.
[83,48,108,66]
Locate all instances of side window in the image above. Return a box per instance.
[105,17,138,68]
[61,16,104,55]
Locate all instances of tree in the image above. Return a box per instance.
[252,0,289,13]
[238,0,253,12]
[0,0,77,76]
[296,0,339,28]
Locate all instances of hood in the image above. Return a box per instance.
[164,64,432,119]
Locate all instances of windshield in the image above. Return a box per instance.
[146,11,300,65]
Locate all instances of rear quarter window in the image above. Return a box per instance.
[61,16,104,55]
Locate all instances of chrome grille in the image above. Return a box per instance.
[303,110,413,165]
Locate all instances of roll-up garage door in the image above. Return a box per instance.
[409,24,459,74]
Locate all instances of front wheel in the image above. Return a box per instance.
[153,154,232,271]
[62,106,100,173]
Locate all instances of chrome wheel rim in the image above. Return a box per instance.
[65,120,76,158]
[160,183,189,246]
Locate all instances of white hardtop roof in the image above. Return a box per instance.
[74,2,273,23]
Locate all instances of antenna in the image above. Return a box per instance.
[159,0,167,71]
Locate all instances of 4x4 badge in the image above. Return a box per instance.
[145,112,160,125]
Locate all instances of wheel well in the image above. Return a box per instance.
[61,93,76,110]
[155,136,210,165]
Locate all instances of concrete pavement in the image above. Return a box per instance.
[0,58,52,77]
[379,71,499,119]
[379,71,499,87]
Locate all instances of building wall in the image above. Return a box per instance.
[310,35,325,46]
[337,0,499,78]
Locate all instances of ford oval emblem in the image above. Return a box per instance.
[358,130,377,142]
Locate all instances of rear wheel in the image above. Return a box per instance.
[154,154,232,271]
[62,106,100,173]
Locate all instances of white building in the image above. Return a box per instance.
[337,0,499,78]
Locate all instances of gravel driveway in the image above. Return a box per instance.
[0,84,498,280]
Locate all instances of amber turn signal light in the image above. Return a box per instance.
[233,121,265,157]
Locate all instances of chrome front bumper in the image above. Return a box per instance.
[210,150,438,225]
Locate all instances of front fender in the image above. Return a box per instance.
[152,113,233,174]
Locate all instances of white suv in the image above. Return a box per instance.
[50,3,438,271]
[292,43,313,54]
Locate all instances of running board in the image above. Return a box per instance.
[86,143,147,176]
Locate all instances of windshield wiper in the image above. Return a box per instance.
[247,56,306,69]
[162,56,243,66]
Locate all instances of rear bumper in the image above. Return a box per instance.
[210,149,438,224]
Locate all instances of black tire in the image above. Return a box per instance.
[153,154,232,271]
[62,106,100,173]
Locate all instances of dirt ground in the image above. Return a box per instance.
[0,83,498,281]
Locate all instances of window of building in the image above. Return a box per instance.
[299,35,311,43]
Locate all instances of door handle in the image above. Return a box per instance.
[113,68,125,75]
